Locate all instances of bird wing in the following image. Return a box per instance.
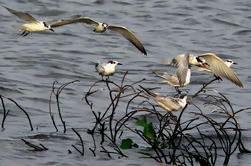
[95,63,105,73]
[199,53,243,87]
[139,85,157,98]
[175,53,190,86]
[153,71,180,86]
[50,17,99,28]
[152,71,171,79]
[107,25,147,55]
[3,6,38,22]
[156,96,181,111]
[45,19,62,24]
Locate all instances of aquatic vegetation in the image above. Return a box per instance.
[0,72,250,166]
[82,72,251,165]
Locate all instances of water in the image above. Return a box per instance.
[0,0,251,165]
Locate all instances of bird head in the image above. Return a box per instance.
[102,23,108,30]
[43,22,54,32]
[179,94,187,101]
[188,54,200,65]
[108,61,122,66]
[225,59,237,67]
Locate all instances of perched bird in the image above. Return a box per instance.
[172,53,243,88]
[95,60,122,79]
[50,17,147,55]
[153,53,191,93]
[3,6,54,36]
[139,85,187,112]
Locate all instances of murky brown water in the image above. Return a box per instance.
[0,0,251,165]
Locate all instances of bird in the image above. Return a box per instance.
[195,59,237,72]
[139,85,187,112]
[153,53,191,93]
[50,17,147,55]
[172,53,243,88]
[3,6,54,36]
[95,60,122,79]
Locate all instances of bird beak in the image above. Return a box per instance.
[118,63,122,65]
[233,62,238,65]
[50,28,54,32]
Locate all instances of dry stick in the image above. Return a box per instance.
[114,110,140,140]
[196,130,217,165]
[191,77,218,99]
[105,79,124,143]
[21,139,47,151]
[168,78,220,163]
[53,80,79,133]
[170,90,209,163]
[4,97,33,131]
[89,132,97,157]
[204,92,247,156]
[71,128,84,156]
[100,145,112,158]
[184,135,211,165]
[49,81,58,132]
[111,81,141,143]
[196,128,214,164]
[113,109,154,136]
[170,104,188,151]
[84,80,105,107]
[103,133,127,157]
[0,95,9,129]
[197,112,233,165]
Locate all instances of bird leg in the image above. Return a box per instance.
[20,30,26,36]
[175,87,182,94]
[23,31,30,36]
[21,30,30,37]
[213,74,222,81]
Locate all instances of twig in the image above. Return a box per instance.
[0,95,9,129]
[4,97,33,131]
[51,80,79,133]
[21,139,47,151]
[49,81,58,132]
[71,128,84,155]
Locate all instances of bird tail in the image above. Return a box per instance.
[152,70,162,77]
[139,85,157,98]
[12,25,25,30]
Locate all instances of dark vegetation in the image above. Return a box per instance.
[0,71,251,166]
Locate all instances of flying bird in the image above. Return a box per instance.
[172,53,243,88]
[3,6,54,36]
[50,17,147,55]
[153,53,191,93]
[95,60,122,79]
[195,59,237,72]
[139,85,187,112]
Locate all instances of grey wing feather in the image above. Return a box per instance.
[156,96,180,111]
[45,19,62,24]
[199,53,243,87]
[171,53,189,66]
[107,25,147,55]
[153,71,180,86]
[3,6,37,22]
[50,17,99,28]
[175,53,189,86]
[171,53,187,67]
[139,85,157,98]
[95,64,105,73]
[152,71,170,79]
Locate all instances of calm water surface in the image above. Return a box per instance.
[0,0,251,165]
